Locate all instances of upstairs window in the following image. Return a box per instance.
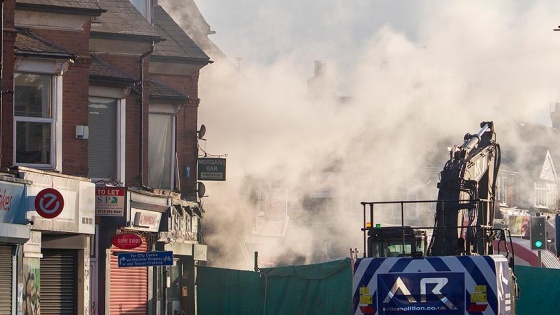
[14,73,58,168]
[88,97,118,180]
[535,180,557,209]
[497,176,507,206]
[148,113,175,190]
[130,0,151,21]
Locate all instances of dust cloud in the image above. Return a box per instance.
[161,0,560,269]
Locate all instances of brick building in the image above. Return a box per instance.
[0,0,213,314]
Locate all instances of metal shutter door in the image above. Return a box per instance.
[41,250,77,314]
[0,245,12,315]
[109,235,148,315]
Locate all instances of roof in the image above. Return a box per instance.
[16,0,105,15]
[158,0,227,61]
[89,55,137,86]
[149,78,189,102]
[151,5,210,64]
[15,29,76,59]
[501,146,554,178]
[90,0,162,41]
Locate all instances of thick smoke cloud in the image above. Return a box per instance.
[161,0,560,269]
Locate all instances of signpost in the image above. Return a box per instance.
[35,188,64,219]
[117,251,173,267]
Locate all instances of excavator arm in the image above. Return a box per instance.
[428,121,501,256]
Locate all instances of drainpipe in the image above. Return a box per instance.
[138,41,154,190]
[0,0,4,164]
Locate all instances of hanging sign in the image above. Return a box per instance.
[111,233,142,249]
[197,158,226,181]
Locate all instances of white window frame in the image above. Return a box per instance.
[89,87,127,185]
[148,111,176,190]
[13,71,62,171]
[129,0,152,22]
[534,180,557,209]
[497,176,507,206]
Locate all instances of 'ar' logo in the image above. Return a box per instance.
[383,277,457,310]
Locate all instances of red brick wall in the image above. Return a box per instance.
[61,57,91,176]
[30,23,92,176]
[98,55,146,187]
[152,72,202,199]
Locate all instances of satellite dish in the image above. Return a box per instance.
[198,124,206,139]
[197,182,206,198]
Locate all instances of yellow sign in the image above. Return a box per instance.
[359,286,370,294]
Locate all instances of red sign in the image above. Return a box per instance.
[35,188,64,219]
[111,233,142,249]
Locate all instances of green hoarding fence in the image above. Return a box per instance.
[515,265,560,315]
[197,258,352,315]
[198,259,560,315]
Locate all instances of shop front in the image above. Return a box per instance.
[155,199,206,315]
[18,167,95,315]
[95,187,171,315]
[0,175,31,315]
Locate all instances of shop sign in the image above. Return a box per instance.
[35,188,64,219]
[21,170,96,234]
[130,208,162,232]
[96,187,126,216]
[197,158,226,181]
[111,233,142,249]
[193,244,207,261]
[0,181,27,224]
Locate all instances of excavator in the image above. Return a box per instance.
[352,121,518,315]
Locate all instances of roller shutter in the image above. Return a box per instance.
[109,235,148,315]
[0,245,13,315]
[41,250,78,314]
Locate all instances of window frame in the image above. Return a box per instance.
[88,87,128,184]
[148,111,177,190]
[13,72,62,170]
[88,94,126,184]
[497,176,507,207]
[534,180,557,209]
[129,0,152,22]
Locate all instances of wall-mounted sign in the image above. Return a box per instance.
[197,158,226,181]
[35,188,64,219]
[96,187,126,216]
[111,233,142,249]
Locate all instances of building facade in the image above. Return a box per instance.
[1,0,213,314]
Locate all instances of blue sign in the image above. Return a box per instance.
[377,272,464,314]
[0,181,27,224]
[118,251,174,267]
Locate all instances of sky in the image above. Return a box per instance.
[160,0,560,269]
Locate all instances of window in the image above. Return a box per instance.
[535,180,557,209]
[14,73,59,168]
[497,176,507,206]
[129,0,151,21]
[148,113,175,190]
[88,97,119,180]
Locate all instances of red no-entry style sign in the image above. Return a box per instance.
[35,188,65,219]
